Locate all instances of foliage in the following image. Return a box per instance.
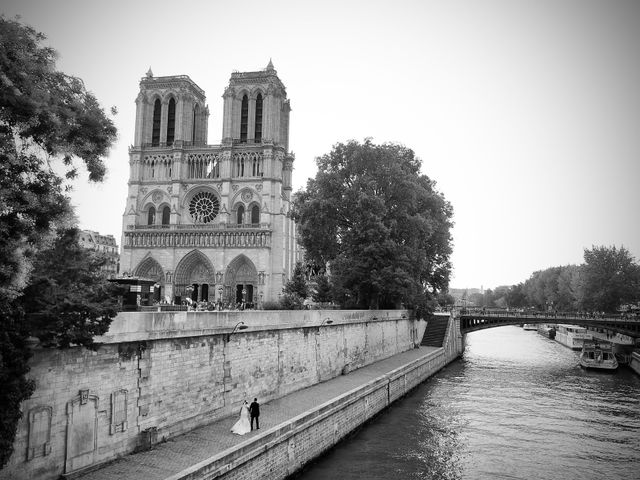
[292,139,453,317]
[279,293,304,310]
[0,304,34,467]
[580,245,640,313]
[19,228,121,348]
[283,262,309,300]
[436,291,455,308]
[0,130,69,301]
[0,16,117,182]
[261,300,282,310]
[0,16,117,466]
[488,246,640,313]
[312,274,333,304]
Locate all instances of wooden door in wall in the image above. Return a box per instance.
[65,390,98,474]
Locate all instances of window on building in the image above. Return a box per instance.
[148,206,156,225]
[237,205,245,225]
[151,99,161,146]
[167,98,176,146]
[240,95,248,143]
[251,205,260,224]
[162,206,170,225]
[254,93,263,143]
[192,104,199,143]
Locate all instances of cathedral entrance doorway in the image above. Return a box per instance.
[225,255,258,307]
[235,284,254,304]
[174,250,215,304]
[133,256,165,303]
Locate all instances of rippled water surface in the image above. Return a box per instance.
[296,326,640,480]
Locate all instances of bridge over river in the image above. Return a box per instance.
[459,309,640,339]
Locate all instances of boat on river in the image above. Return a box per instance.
[579,340,618,370]
[554,324,592,350]
[537,324,556,339]
[522,324,537,331]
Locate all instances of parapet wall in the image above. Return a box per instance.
[1,310,419,480]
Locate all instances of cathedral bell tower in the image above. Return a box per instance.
[133,68,209,148]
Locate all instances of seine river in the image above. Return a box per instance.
[295,326,640,480]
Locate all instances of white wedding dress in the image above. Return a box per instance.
[231,404,251,435]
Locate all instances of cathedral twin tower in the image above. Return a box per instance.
[120,61,298,305]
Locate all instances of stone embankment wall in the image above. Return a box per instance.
[167,314,461,480]
[1,310,422,480]
[630,351,640,376]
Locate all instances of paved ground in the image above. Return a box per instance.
[76,346,440,480]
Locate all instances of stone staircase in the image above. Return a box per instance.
[421,315,450,347]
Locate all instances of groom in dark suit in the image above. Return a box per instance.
[250,397,260,430]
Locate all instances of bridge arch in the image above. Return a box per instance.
[459,312,640,339]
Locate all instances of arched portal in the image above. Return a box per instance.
[224,255,258,307]
[133,256,165,302]
[174,250,215,304]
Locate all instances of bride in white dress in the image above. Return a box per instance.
[231,400,251,435]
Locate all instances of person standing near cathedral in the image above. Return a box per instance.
[250,397,260,430]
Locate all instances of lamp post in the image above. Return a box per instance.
[320,318,333,327]
[226,321,248,342]
[218,286,224,303]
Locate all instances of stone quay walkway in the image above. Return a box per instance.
[76,346,441,480]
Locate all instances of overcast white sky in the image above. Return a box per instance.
[4,0,640,290]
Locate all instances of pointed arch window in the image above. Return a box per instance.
[151,99,161,146]
[162,206,170,225]
[254,93,263,143]
[167,98,176,146]
[192,104,199,143]
[237,205,245,225]
[251,205,259,224]
[240,95,248,143]
[148,206,156,225]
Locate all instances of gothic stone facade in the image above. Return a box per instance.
[120,62,297,305]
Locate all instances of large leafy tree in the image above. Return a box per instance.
[580,245,640,313]
[292,139,453,316]
[0,16,117,466]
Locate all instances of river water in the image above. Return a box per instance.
[295,326,640,480]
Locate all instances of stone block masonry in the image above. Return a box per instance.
[1,310,426,480]
[161,314,461,480]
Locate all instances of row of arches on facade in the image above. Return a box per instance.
[139,151,265,181]
[133,251,261,305]
[145,203,260,226]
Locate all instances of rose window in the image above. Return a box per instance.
[189,191,219,223]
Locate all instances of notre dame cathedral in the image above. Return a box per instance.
[119,61,299,305]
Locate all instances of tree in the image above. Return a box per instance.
[284,262,309,300]
[505,283,527,308]
[0,16,116,302]
[312,274,333,304]
[292,139,453,317]
[19,228,121,348]
[580,245,640,313]
[0,16,117,466]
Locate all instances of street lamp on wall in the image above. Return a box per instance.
[226,321,248,342]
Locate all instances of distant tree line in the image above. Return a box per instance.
[450,245,640,313]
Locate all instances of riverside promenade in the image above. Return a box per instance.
[75,346,442,480]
